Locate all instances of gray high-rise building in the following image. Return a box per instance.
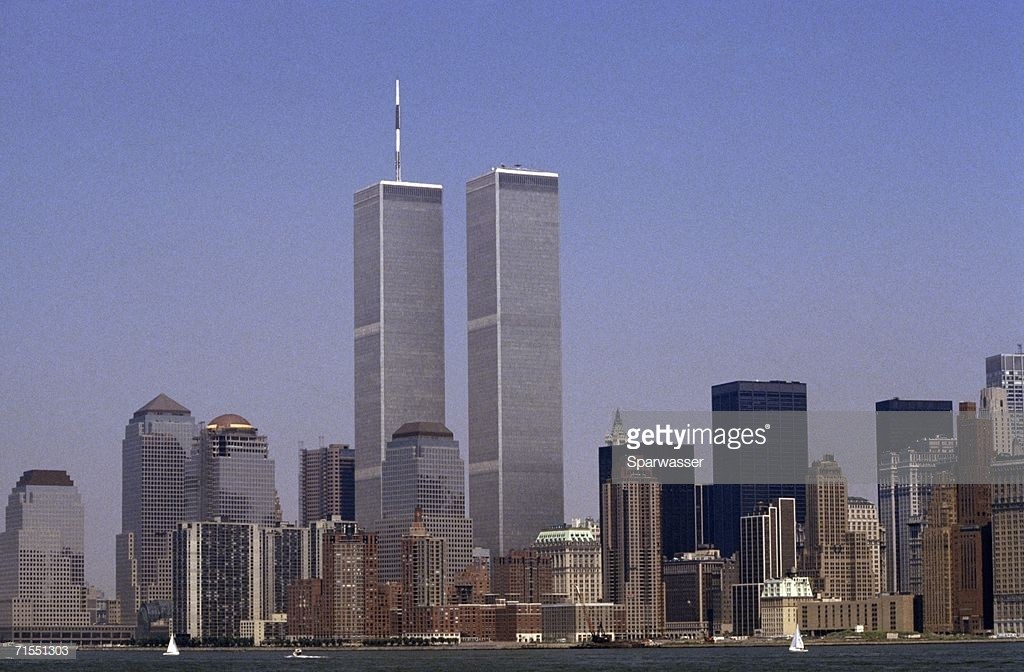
[987,354,1024,453]
[299,443,355,525]
[874,398,953,593]
[0,470,90,638]
[184,414,280,526]
[466,166,564,555]
[878,436,956,596]
[375,422,472,582]
[116,393,197,626]
[353,179,446,529]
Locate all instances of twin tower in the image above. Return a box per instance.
[353,164,564,556]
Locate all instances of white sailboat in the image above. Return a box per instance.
[789,625,807,653]
[163,633,180,656]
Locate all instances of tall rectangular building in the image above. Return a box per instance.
[987,354,1024,453]
[710,380,808,558]
[992,455,1024,635]
[0,471,90,638]
[805,456,879,600]
[299,443,355,525]
[354,180,446,528]
[184,413,280,527]
[467,167,564,555]
[287,527,383,640]
[878,436,956,596]
[731,498,796,636]
[171,520,306,643]
[116,394,196,626]
[875,398,953,593]
[375,422,472,582]
[601,476,664,639]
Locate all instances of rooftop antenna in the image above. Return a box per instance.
[394,79,401,182]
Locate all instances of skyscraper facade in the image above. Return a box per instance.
[661,446,700,560]
[0,471,90,637]
[731,498,796,636]
[375,422,472,582]
[601,475,664,639]
[598,410,625,552]
[533,523,603,603]
[400,509,449,635]
[184,414,280,526]
[847,496,885,597]
[491,548,554,603]
[299,443,355,525]
[980,386,1014,457]
[805,455,848,584]
[172,520,260,642]
[116,393,196,625]
[353,179,446,528]
[805,456,879,600]
[875,398,954,593]
[986,354,1024,454]
[992,455,1024,635]
[287,527,384,640]
[662,548,727,636]
[878,436,956,596]
[467,167,564,555]
[710,380,808,558]
[171,520,305,642]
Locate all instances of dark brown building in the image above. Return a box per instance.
[286,529,385,640]
[494,601,542,642]
[491,549,553,603]
[286,578,329,639]
[922,402,995,633]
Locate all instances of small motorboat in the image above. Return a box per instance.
[287,647,326,659]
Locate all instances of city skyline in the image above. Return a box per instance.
[2,3,1021,594]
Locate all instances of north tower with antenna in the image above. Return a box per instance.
[353,80,446,528]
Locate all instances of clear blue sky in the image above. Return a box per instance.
[1,1,1021,592]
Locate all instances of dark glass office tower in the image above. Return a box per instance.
[467,167,563,555]
[875,397,954,594]
[299,443,355,525]
[875,398,954,464]
[354,180,446,528]
[709,380,808,558]
[661,443,700,560]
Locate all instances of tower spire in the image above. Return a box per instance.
[606,409,627,446]
[394,79,401,181]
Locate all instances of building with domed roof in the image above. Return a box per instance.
[184,412,280,526]
[0,471,90,635]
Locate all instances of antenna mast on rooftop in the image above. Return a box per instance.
[395,79,401,181]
